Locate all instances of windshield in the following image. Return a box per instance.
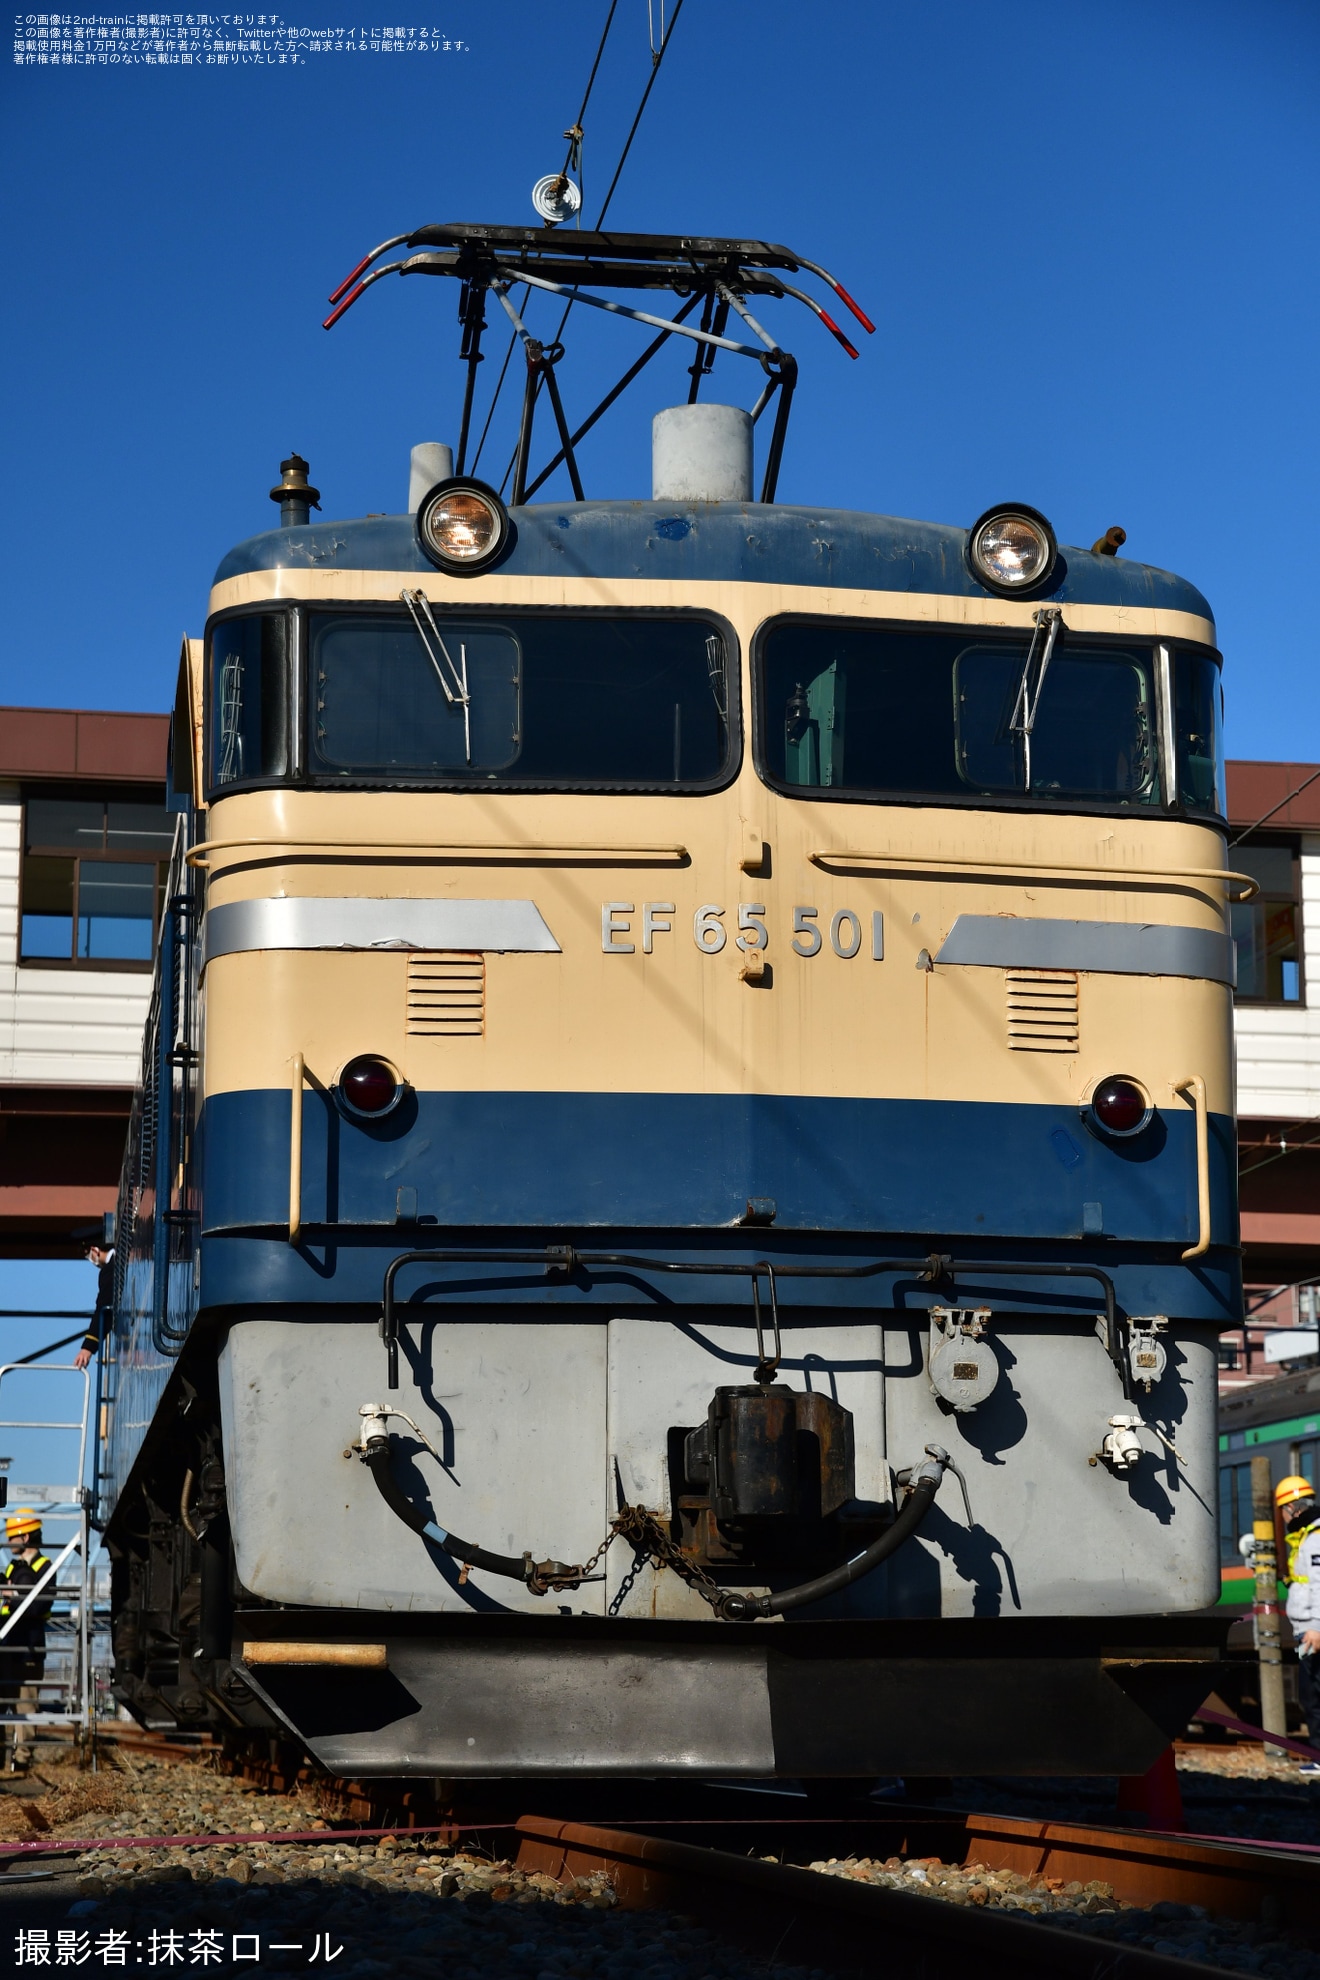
[307,609,732,789]
[210,613,289,789]
[758,620,1196,810]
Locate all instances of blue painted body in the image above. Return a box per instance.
[205,1087,1228,1241]
[96,498,1230,1527]
[213,501,1215,627]
[186,1087,1240,1324]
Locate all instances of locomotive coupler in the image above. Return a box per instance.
[683,1382,857,1525]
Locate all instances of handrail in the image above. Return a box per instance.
[378,1246,1119,1392]
[289,1054,305,1245]
[1174,1075,1211,1261]
[808,847,1257,901]
[187,839,689,872]
[0,1362,92,1496]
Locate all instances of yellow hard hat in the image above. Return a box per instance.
[1275,1475,1315,1510]
[5,1508,41,1541]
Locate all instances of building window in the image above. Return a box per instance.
[19,797,175,969]
[1230,840,1301,1003]
[1219,1460,1254,1567]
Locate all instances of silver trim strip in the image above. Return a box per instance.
[205,896,561,965]
[935,914,1236,986]
[1156,641,1177,806]
[289,608,305,781]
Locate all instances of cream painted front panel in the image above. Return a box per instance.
[195,577,1234,1115]
[200,807,1234,1115]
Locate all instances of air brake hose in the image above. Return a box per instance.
[715,1455,947,1622]
[362,1434,530,1584]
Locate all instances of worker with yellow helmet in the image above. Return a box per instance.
[1276,1473,1320,1769]
[0,1508,52,1773]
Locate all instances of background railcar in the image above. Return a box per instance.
[99,226,1240,1780]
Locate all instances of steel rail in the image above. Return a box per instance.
[514,1815,1290,1980]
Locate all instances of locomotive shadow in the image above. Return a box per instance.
[926,1331,1029,1466]
[1126,1334,1211,1523]
[879,1505,1022,1620]
[388,1431,517,1616]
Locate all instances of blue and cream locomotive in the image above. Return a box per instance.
[102,225,1240,1778]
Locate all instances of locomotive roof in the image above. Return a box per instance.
[214,501,1214,626]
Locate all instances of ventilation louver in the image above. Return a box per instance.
[1005,969,1079,1053]
[406,953,484,1036]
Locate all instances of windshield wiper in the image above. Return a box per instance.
[402,590,471,763]
[705,633,728,725]
[1008,606,1062,790]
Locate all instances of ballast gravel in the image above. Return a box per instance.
[803,1855,1320,1978]
[1,1756,834,1980]
[4,1749,1320,1977]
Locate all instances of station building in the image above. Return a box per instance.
[1224,760,1320,1392]
[0,706,171,1258]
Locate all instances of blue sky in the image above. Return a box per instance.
[2,0,1318,755]
[2,1,1319,1415]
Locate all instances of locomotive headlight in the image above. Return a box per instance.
[967,504,1058,596]
[417,478,509,575]
[337,1054,405,1120]
[1084,1075,1153,1140]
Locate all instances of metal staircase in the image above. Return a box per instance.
[0,1360,109,1749]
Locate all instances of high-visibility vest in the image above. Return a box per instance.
[1286,1518,1319,1583]
[0,1556,50,1615]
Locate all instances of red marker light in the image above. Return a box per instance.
[340,1055,400,1117]
[1090,1077,1149,1136]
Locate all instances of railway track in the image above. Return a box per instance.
[16,1731,1315,1975]
[515,1813,1320,1979]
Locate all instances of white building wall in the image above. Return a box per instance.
[0,787,151,1087]
[1234,832,1320,1118]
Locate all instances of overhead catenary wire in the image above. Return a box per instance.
[11,1329,87,1366]
[483,0,688,491]
[559,0,620,215]
[1228,764,1320,847]
[589,0,685,236]
[470,0,621,476]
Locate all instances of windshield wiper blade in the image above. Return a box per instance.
[1008,606,1062,790]
[402,590,471,764]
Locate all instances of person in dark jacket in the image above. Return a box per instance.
[74,1243,115,1371]
[0,1511,53,1772]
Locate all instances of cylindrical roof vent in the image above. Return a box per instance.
[652,405,753,502]
[269,453,320,529]
[409,442,454,511]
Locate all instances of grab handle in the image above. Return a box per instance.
[1174,1075,1210,1261]
[289,1053,305,1244]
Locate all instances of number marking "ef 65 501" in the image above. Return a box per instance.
[602,904,884,960]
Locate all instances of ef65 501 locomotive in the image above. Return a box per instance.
[101,224,1241,1779]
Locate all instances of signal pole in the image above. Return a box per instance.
[1251,1454,1288,1755]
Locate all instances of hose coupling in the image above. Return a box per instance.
[713,1590,763,1622]
[893,1443,974,1524]
[357,1402,392,1455]
[524,1556,589,1596]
